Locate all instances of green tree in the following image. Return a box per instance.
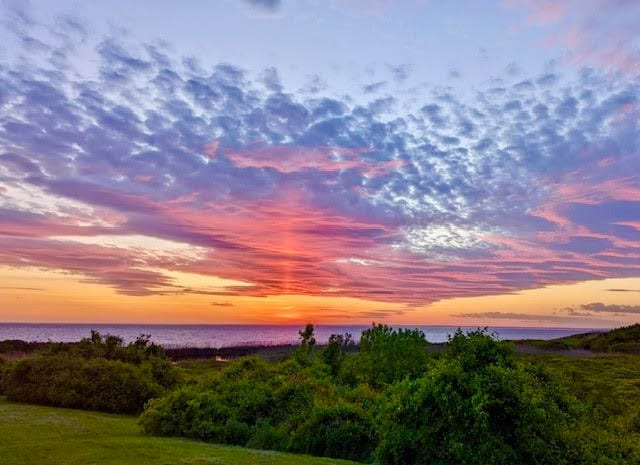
[295,324,316,365]
[321,333,353,376]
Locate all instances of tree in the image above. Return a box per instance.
[295,324,316,365]
[322,333,353,376]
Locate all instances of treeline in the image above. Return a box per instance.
[0,339,49,356]
[0,331,180,414]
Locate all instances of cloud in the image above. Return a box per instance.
[388,64,412,83]
[580,302,640,314]
[362,81,387,94]
[0,286,44,291]
[0,236,175,295]
[242,0,282,13]
[0,10,638,310]
[452,311,587,322]
[507,0,640,76]
[332,0,430,16]
[554,307,593,317]
[564,309,593,317]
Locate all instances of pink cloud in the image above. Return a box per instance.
[524,1,566,25]
[507,0,640,75]
[0,236,173,295]
[3,171,640,305]
[208,143,404,176]
[616,221,640,232]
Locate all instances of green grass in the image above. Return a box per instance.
[0,397,358,465]
[520,354,640,418]
[521,323,640,353]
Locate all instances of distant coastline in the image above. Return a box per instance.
[0,323,603,349]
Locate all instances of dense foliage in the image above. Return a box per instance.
[2,331,179,414]
[140,354,378,462]
[350,324,429,387]
[3,325,640,463]
[0,339,48,356]
[140,326,618,464]
[376,330,571,465]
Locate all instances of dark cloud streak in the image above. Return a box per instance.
[242,0,281,13]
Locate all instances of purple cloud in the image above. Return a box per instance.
[0,8,638,309]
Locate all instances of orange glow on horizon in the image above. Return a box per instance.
[1,265,639,329]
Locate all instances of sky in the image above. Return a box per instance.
[0,0,639,327]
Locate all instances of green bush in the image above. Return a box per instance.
[0,340,47,356]
[2,355,167,414]
[352,324,429,387]
[291,403,376,462]
[140,356,311,445]
[139,353,379,462]
[2,331,179,414]
[375,330,571,465]
[137,326,640,464]
[446,328,514,370]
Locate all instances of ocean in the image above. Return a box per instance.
[0,323,600,348]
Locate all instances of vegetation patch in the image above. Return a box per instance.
[3,325,640,464]
[2,331,180,414]
[140,326,640,464]
[522,323,640,353]
[0,397,358,465]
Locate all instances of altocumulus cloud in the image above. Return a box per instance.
[242,0,282,13]
[0,5,639,308]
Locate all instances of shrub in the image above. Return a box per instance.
[353,324,429,387]
[139,353,379,462]
[3,355,166,413]
[2,331,179,414]
[446,328,515,369]
[139,356,312,444]
[138,326,640,464]
[291,403,376,462]
[375,330,571,465]
[0,340,47,356]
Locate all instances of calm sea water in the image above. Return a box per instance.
[0,324,600,348]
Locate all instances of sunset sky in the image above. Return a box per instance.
[1,0,639,327]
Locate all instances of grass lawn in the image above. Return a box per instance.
[0,397,358,465]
